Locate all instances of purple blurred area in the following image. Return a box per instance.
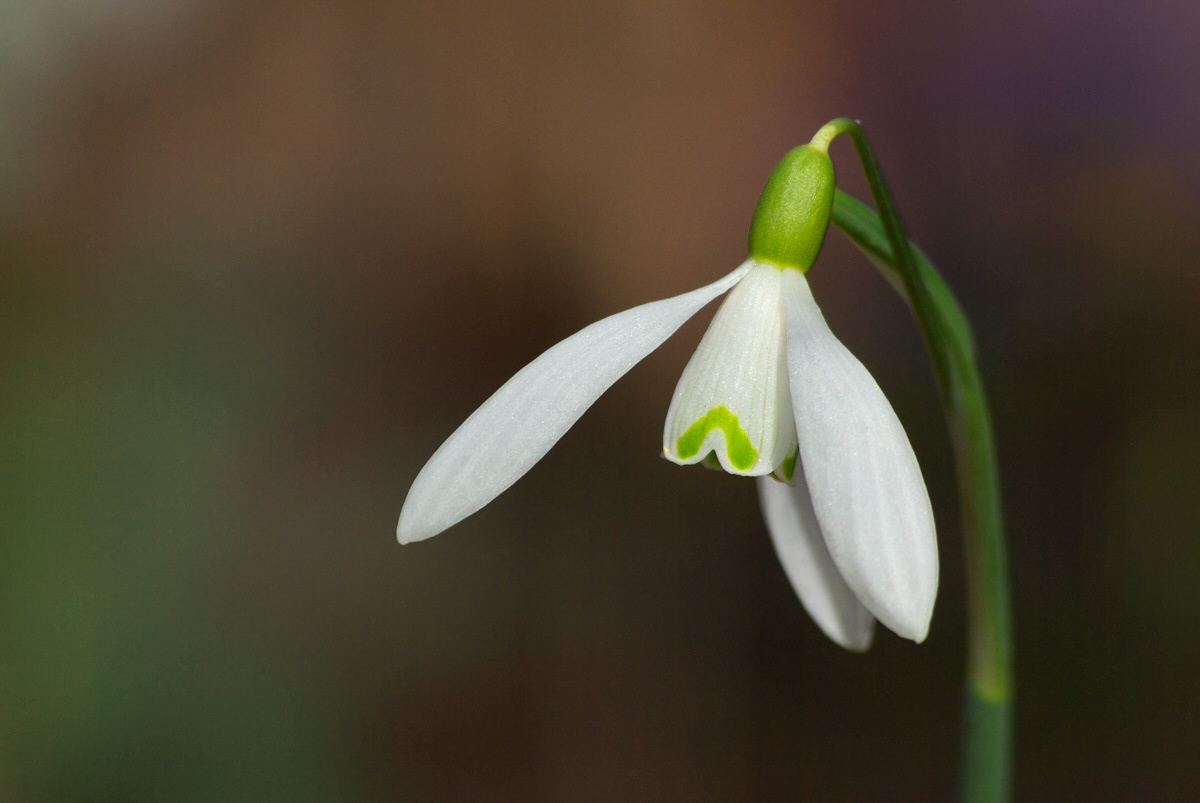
[2,1,1199,800]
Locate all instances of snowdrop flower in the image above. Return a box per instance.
[398,132,938,650]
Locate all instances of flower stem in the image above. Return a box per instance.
[819,118,1014,803]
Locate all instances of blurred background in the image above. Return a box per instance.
[2,1,1198,800]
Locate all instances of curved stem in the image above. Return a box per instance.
[821,119,1014,803]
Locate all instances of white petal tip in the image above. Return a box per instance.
[822,615,875,652]
[871,580,936,643]
[839,631,874,653]
[888,600,935,644]
[396,502,445,545]
[873,554,936,643]
[396,526,439,545]
[396,522,417,545]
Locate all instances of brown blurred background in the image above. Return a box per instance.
[2,1,1199,800]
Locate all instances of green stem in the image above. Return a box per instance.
[818,118,1014,803]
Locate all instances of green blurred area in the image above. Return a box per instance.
[2,1,1199,800]
[0,267,342,799]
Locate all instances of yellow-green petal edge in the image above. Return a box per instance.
[771,446,798,484]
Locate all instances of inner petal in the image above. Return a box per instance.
[662,261,796,476]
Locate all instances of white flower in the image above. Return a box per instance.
[397,138,938,649]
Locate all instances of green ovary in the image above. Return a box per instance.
[676,405,758,471]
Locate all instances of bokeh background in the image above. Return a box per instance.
[2,1,1199,800]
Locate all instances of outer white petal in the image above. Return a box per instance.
[662,261,796,476]
[757,473,875,651]
[398,261,754,544]
[780,268,938,642]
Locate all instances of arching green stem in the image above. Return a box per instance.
[821,118,1014,803]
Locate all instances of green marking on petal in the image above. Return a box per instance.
[676,405,758,471]
[771,445,798,484]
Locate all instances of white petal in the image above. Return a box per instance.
[662,261,796,476]
[780,268,938,642]
[398,261,754,544]
[757,474,875,651]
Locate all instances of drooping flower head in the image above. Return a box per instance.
[398,127,938,650]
